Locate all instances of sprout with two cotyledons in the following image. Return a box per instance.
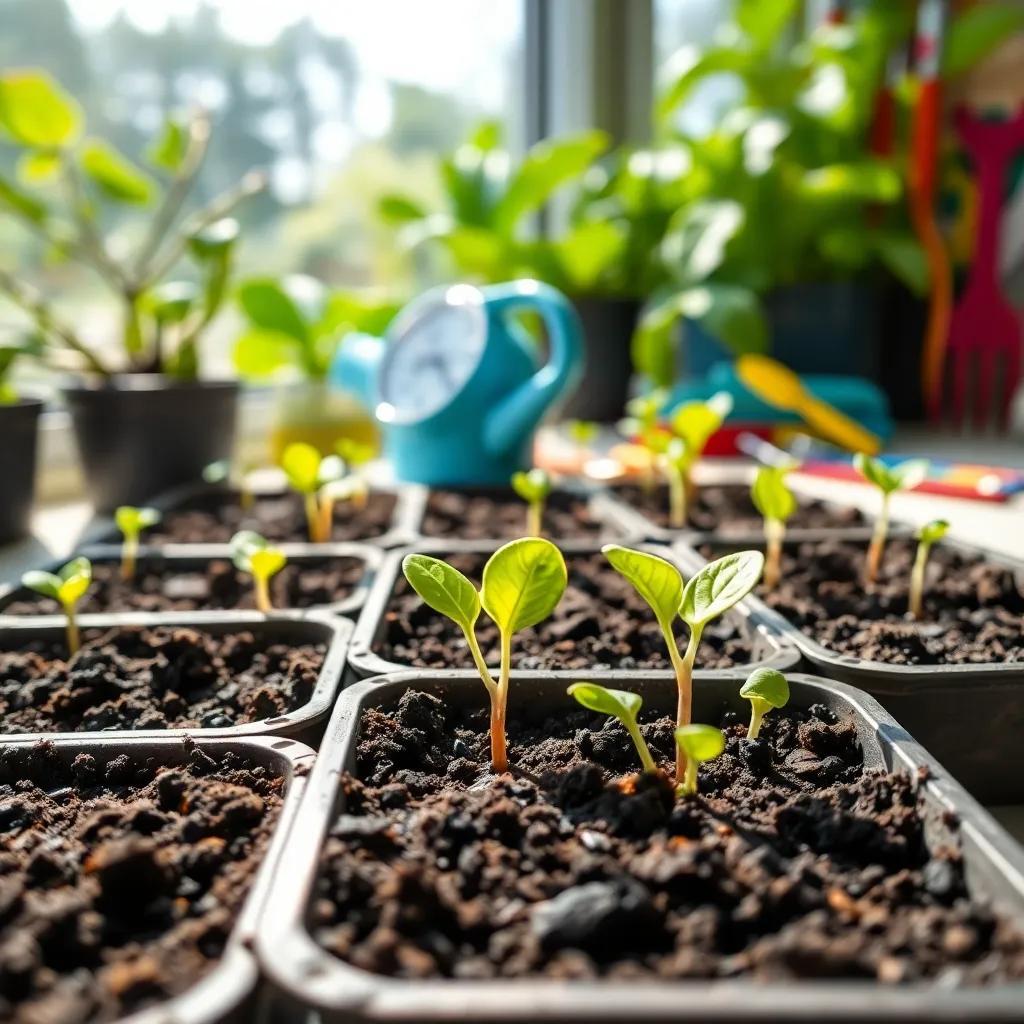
[21,557,92,655]
[909,519,950,620]
[114,505,160,581]
[511,468,552,537]
[750,467,796,590]
[231,530,286,613]
[403,538,567,773]
[280,442,345,543]
[740,667,790,740]
[567,682,657,774]
[674,724,725,797]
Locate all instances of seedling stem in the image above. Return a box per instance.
[909,519,949,619]
[866,492,890,585]
[764,518,784,590]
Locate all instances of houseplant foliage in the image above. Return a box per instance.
[0,69,263,507]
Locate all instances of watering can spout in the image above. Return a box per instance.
[330,331,386,413]
[482,281,584,456]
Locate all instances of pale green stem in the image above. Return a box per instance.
[304,493,322,543]
[63,602,80,657]
[746,698,766,741]
[763,518,784,591]
[866,492,890,584]
[680,758,698,797]
[254,573,272,613]
[527,500,543,537]
[909,541,931,620]
[491,630,512,772]
[667,464,687,528]
[664,623,702,783]
[624,717,657,774]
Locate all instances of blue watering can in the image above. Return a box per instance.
[330,280,584,485]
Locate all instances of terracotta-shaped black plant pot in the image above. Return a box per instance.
[64,375,238,511]
[0,397,43,543]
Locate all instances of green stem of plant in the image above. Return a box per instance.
[254,573,272,613]
[680,759,698,797]
[528,500,542,537]
[866,493,890,584]
[763,518,784,590]
[909,541,930,620]
[121,535,138,582]
[489,630,512,772]
[746,699,765,741]
[125,292,146,364]
[63,603,80,657]
[625,718,657,774]
[664,622,702,783]
[317,495,335,543]
[667,464,687,529]
[304,493,322,543]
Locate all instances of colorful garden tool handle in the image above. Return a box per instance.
[735,355,882,455]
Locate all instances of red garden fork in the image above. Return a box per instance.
[941,106,1024,431]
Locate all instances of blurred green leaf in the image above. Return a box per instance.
[800,161,901,203]
[0,70,81,148]
[148,117,187,171]
[944,3,1024,77]
[320,292,400,337]
[874,231,929,295]
[493,130,609,236]
[469,120,502,151]
[141,281,199,325]
[237,277,313,343]
[17,150,59,184]
[656,46,752,124]
[662,199,745,284]
[188,218,239,260]
[232,328,299,379]
[557,220,626,291]
[80,140,155,204]
[440,225,506,277]
[0,172,48,223]
[377,193,428,225]
[736,0,799,49]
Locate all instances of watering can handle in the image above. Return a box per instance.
[482,281,583,456]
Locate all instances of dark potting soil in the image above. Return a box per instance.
[615,482,866,534]
[698,538,1024,666]
[1,556,365,615]
[379,552,758,671]
[0,626,325,734]
[420,489,610,541]
[144,488,398,544]
[0,739,284,1022]
[312,689,1024,983]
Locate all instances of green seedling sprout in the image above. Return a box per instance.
[909,519,950,620]
[603,545,763,783]
[618,390,667,493]
[335,438,375,509]
[567,682,656,774]
[114,505,160,581]
[750,467,797,590]
[402,538,567,772]
[280,442,344,543]
[854,454,930,584]
[739,667,790,741]
[511,468,552,536]
[317,475,370,541]
[231,530,286,613]
[203,458,258,510]
[674,724,725,797]
[22,557,92,655]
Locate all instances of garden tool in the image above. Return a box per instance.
[942,106,1024,430]
[330,280,583,485]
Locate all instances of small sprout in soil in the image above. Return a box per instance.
[740,667,790,740]
[403,538,567,772]
[22,557,92,655]
[511,468,552,536]
[231,530,286,613]
[854,454,929,584]
[750,466,796,589]
[335,438,375,508]
[674,724,725,797]
[603,544,763,783]
[280,442,345,542]
[909,518,950,620]
[567,682,656,774]
[317,474,370,540]
[114,505,160,581]
[618,390,668,492]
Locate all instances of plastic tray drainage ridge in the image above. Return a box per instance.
[257,672,1024,1022]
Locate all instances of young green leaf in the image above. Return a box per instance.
[281,442,325,494]
[510,468,552,504]
[670,391,732,453]
[567,420,599,445]
[230,531,286,612]
[674,723,726,796]
[854,453,929,494]
[740,667,790,740]
[679,551,764,628]
[335,437,376,467]
[567,682,656,774]
[602,544,684,633]
[917,519,950,546]
[22,557,91,655]
[909,519,950,620]
[21,570,61,601]
[402,553,481,635]
[750,466,796,523]
[481,538,567,635]
[115,505,161,538]
[0,70,82,149]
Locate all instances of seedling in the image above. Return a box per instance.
[603,544,763,782]
[739,667,790,741]
[402,538,567,772]
[22,557,92,655]
[511,468,552,536]
[567,682,656,774]
[334,438,375,509]
[317,475,370,540]
[618,391,667,492]
[231,530,286,613]
[280,442,344,542]
[750,466,796,589]
[854,454,930,584]
[114,505,160,581]
[674,724,725,797]
[909,519,950,620]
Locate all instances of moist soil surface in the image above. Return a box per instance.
[698,538,1024,665]
[142,488,398,544]
[313,690,1024,983]
[420,489,612,541]
[615,482,866,535]
[1,557,365,615]
[379,552,760,671]
[0,626,325,734]
[0,739,284,1022]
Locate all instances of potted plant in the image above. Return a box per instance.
[0,69,263,509]
[378,122,675,421]
[0,328,43,541]
[231,273,399,461]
